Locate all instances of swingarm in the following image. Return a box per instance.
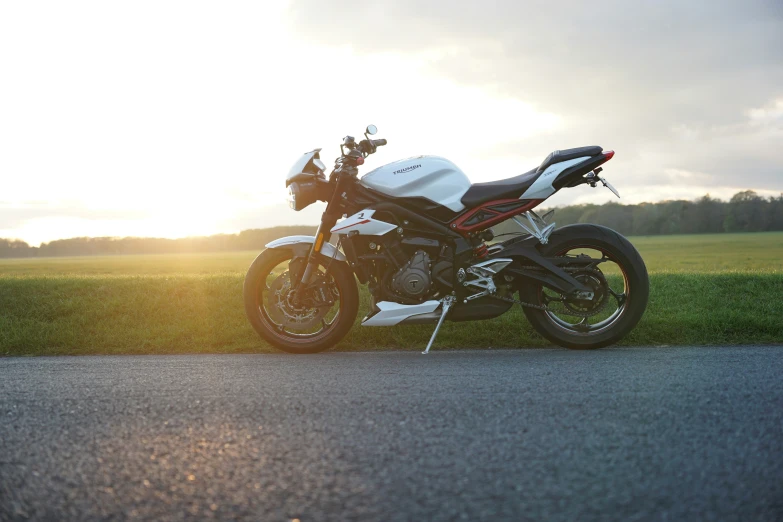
[486,244,593,299]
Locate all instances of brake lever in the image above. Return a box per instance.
[357,139,375,157]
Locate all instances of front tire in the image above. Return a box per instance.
[244,248,359,354]
[520,224,649,350]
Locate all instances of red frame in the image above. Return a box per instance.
[451,198,544,234]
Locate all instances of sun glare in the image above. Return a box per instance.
[0,2,566,245]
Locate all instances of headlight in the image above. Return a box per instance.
[287,180,319,211]
[287,185,297,210]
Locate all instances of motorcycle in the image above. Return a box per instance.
[244,125,649,354]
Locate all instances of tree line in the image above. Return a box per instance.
[1,190,781,258]
[0,226,316,258]
[535,190,783,237]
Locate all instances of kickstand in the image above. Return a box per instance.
[422,297,454,354]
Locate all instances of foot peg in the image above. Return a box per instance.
[422,296,455,354]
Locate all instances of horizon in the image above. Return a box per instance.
[1,1,781,246]
[4,188,780,247]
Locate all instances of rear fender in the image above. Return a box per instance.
[265,235,347,262]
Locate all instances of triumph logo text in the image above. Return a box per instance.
[393,164,421,175]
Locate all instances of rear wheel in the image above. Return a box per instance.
[519,224,649,350]
[244,248,359,354]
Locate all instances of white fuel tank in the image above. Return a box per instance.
[360,156,471,212]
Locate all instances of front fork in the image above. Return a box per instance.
[295,173,350,291]
[298,216,338,286]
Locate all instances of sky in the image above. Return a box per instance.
[1,1,781,246]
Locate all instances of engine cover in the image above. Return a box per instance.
[391,250,432,299]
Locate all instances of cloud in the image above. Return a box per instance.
[286,0,783,188]
[2,2,781,243]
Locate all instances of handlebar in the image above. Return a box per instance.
[355,138,388,156]
[334,130,388,178]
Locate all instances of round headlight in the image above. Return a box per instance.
[287,185,297,210]
[286,180,319,211]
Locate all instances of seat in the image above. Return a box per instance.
[460,146,603,208]
[536,146,603,173]
[460,167,540,208]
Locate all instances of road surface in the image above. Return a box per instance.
[1,346,782,521]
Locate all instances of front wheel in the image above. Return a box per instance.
[519,224,649,350]
[244,248,359,354]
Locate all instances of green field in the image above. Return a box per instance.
[1,232,781,356]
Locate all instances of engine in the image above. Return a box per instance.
[391,250,432,300]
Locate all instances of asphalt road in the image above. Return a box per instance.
[1,347,782,521]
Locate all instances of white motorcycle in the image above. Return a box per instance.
[244,126,648,354]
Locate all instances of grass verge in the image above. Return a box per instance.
[1,272,781,356]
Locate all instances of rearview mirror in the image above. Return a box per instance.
[365,124,378,136]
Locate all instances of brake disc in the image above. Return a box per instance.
[266,271,330,329]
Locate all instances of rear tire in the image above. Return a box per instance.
[520,224,649,350]
[244,248,359,354]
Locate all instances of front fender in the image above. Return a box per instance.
[265,235,347,262]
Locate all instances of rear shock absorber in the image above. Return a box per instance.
[472,228,494,259]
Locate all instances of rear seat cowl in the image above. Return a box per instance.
[537,146,603,173]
